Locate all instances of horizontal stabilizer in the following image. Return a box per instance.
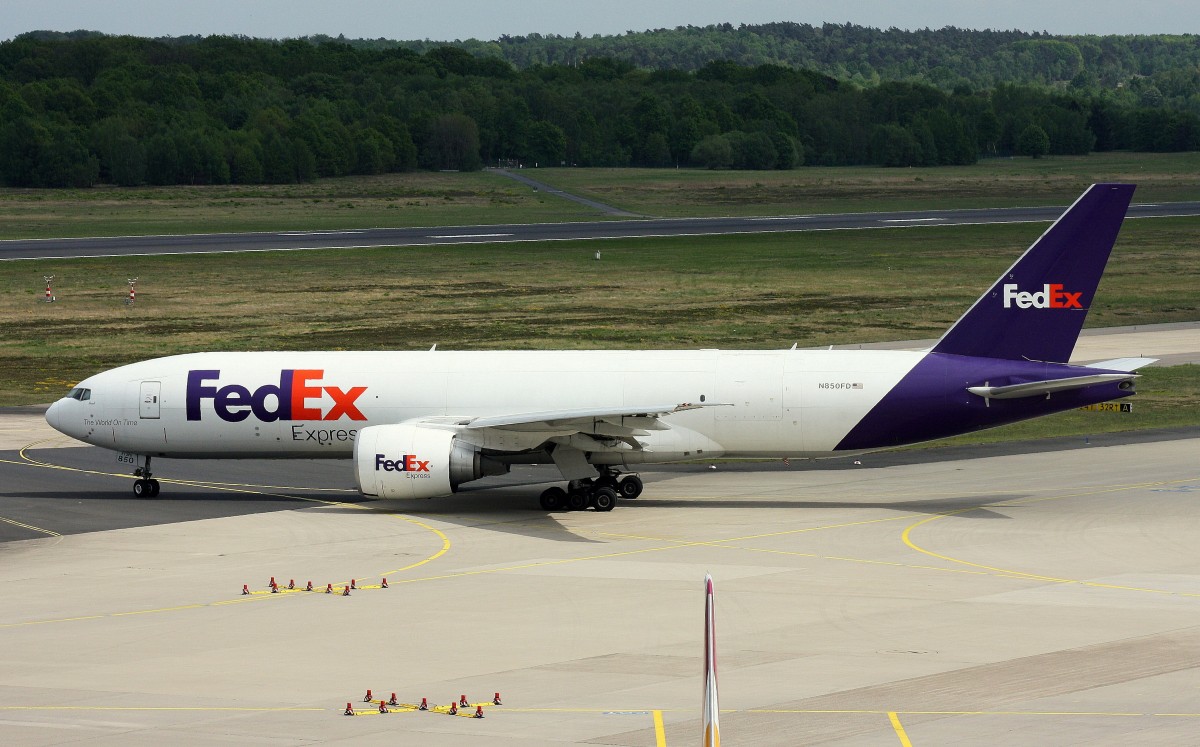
[1083,357,1157,372]
[967,373,1136,400]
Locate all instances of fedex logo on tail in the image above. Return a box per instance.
[1002,284,1083,310]
[186,370,367,422]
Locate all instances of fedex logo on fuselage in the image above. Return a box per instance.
[1001,283,1083,310]
[375,454,430,472]
[186,369,367,423]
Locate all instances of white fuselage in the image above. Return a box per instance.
[47,349,923,462]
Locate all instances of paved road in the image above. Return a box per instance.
[3,200,1199,261]
[491,168,640,216]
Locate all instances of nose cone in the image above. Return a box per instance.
[45,398,84,440]
[45,399,65,432]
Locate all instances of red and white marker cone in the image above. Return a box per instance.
[459,694,470,708]
[378,700,388,714]
[493,692,502,705]
[344,702,355,716]
[241,584,249,595]
[325,583,333,594]
[287,579,295,590]
[473,705,485,719]
[364,689,373,702]
[448,701,458,716]
[269,576,276,587]
[305,580,313,591]
[350,579,356,590]
[381,577,388,588]
[418,697,428,711]
[388,692,398,706]
[342,585,351,596]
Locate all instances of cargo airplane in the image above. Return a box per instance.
[47,184,1151,511]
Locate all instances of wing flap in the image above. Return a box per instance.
[464,402,714,431]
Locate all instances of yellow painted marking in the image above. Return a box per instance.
[0,705,324,712]
[1,705,1197,718]
[901,475,1200,598]
[0,514,60,537]
[0,445,454,629]
[111,604,206,616]
[703,541,995,578]
[889,711,914,746]
[653,709,667,746]
[0,615,105,627]
[12,442,1198,633]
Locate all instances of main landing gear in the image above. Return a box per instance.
[538,470,643,512]
[132,456,160,498]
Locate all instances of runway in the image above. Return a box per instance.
[3,429,1200,745]
[3,200,1200,261]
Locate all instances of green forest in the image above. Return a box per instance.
[2,28,1199,188]
[396,23,1200,112]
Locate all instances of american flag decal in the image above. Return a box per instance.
[852,383,863,389]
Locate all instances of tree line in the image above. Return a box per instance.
[371,24,1200,115]
[1,32,1198,188]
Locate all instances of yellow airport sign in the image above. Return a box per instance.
[1079,402,1132,413]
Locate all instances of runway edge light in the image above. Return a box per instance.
[703,573,720,747]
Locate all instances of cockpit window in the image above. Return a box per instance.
[66,387,91,401]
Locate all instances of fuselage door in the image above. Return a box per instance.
[139,381,161,419]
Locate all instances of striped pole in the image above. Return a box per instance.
[702,573,720,746]
[43,275,54,302]
[126,277,138,305]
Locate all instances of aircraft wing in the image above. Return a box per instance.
[382,402,726,466]
[465,402,714,434]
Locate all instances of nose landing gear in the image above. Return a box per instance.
[132,456,160,498]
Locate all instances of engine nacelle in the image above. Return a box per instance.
[354,423,505,499]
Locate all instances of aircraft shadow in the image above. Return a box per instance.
[309,491,1023,545]
[2,488,355,505]
[610,494,1021,518]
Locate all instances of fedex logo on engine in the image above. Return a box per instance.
[375,454,431,472]
[1002,283,1083,310]
[186,369,367,423]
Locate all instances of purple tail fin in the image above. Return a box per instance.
[931,184,1135,363]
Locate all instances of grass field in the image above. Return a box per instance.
[529,152,1200,216]
[5,216,1198,408]
[2,152,1200,239]
[0,171,606,239]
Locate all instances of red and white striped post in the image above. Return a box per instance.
[125,277,138,305]
[702,573,720,746]
[43,275,55,303]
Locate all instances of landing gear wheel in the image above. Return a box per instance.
[618,475,643,499]
[567,491,589,511]
[131,455,157,498]
[591,486,618,512]
[539,487,566,511]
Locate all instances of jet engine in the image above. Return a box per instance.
[354,423,506,499]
